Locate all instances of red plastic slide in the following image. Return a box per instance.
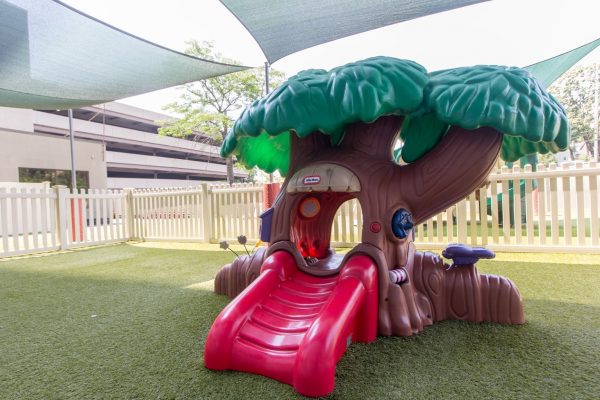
[204,250,378,397]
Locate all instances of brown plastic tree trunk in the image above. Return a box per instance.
[270,116,503,266]
[215,115,524,336]
[266,116,523,335]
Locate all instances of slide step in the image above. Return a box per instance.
[232,337,297,384]
[270,287,330,306]
[280,279,336,296]
[262,297,323,319]
[252,307,313,333]
[289,276,337,289]
[239,320,305,351]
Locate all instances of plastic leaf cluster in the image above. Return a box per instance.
[222,57,569,175]
[221,57,428,174]
[427,66,569,162]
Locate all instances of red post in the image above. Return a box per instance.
[262,182,280,210]
[70,198,84,242]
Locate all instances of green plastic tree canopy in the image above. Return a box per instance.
[0,0,249,109]
[222,57,570,176]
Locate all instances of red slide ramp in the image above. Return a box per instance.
[204,251,378,397]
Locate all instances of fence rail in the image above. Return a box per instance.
[1,161,599,258]
[210,183,264,243]
[62,188,129,249]
[0,186,58,256]
[132,187,206,241]
[413,161,600,252]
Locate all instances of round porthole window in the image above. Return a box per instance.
[391,208,414,239]
[299,196,320,219]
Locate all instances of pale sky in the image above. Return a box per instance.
[62,0,600,115]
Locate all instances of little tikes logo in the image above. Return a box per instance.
[303,175,321,185]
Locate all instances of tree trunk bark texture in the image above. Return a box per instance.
[343,242,524,336]
[214,247,268,298]
[270,116,504,268]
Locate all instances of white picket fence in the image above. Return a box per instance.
[61,188,130,249]
[130,183,264,242]
[210,183,264,242]
[1,162,599,257]
[0,185,128,257]
[330,198,363,246]
[413,161,600,253]
[131,187,207,241]
[0,185,59,256]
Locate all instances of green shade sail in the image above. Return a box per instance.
[0,0,249,109]
[524,37,600,89]
[222,57,569,175]
[219,0,488,64]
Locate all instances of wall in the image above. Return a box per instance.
[106,151,230,178]
[1,106,247,186]
[33,110,220,158]
[0,129,107,188]
[0,107,33,131]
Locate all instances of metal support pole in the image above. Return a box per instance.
[68,109,76,190]
[594,65,599,162]
[264,61,270,95]
[265,61,274,183]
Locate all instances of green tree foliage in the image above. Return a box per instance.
[222,58,569,175]
[549,63,600,159]
[18,168,89,190]
[159,41,285,183]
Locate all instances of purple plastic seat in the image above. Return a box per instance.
[442,243,495,267]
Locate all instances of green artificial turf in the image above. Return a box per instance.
[1,243,599,399]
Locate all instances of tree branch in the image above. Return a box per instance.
[399,126,503,224]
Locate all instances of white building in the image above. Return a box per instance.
[0,102,247,189]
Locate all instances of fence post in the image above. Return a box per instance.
[201,183,213,243]
[123,188,135,240]
[53,185,69,250]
